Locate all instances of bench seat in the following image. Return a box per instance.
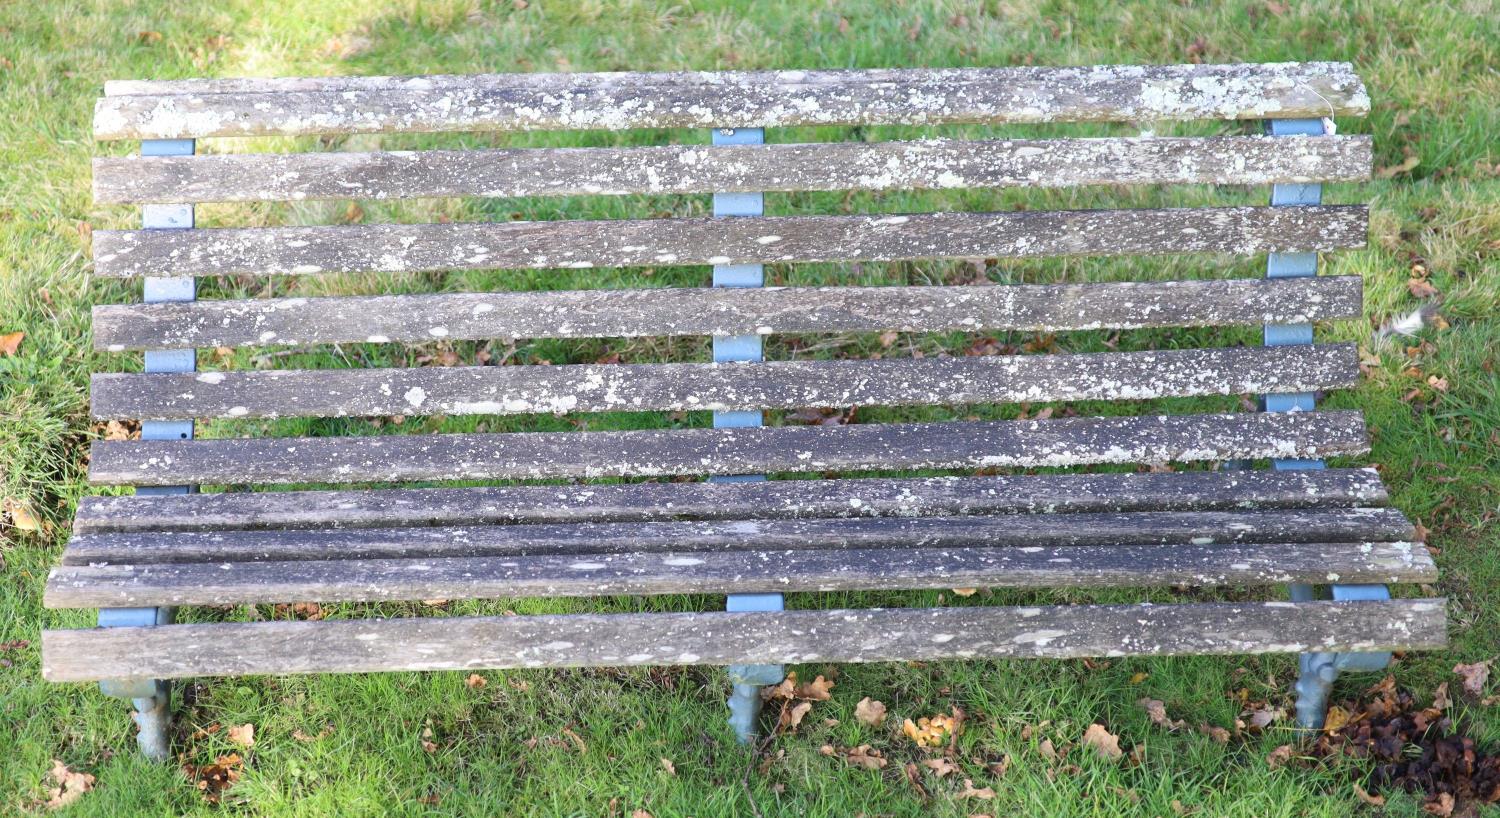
[45,61,1446,754]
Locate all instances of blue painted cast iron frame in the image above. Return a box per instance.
[1264,118,1391,730]
[711,128,788,742]
[98,137,196,760]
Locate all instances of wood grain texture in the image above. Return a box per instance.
[59,507,1415,565]
[91,344,1359,421]
[89,206,1369,279]
[92,276,1364,351]
[72,468,1392,534]
[40,599,1446,682]
[92,135,1373,204]
[93,63,1370,140]
[44,540,1435,608]
[86,411,1370,487]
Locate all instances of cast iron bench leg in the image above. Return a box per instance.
[1265,118,1391,730]
[711,127,787,742]
[97,136,196,759]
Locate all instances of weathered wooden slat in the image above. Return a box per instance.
[92,276,1364,352]
[93,63,1370,140]
[43,540,1435,609]
[71,468,1392,534]
[92,135,1373,204]
[90,206,1369,279]
[59,507,1415,565]
[87,410,1369,487]
[39,598,1447,682]
[91,344,1359,421]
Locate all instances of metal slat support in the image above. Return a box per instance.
[1264,119,1389,730]
[97,137,195,760]
[710,127,786,743]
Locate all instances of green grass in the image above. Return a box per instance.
[2,0,1498,814]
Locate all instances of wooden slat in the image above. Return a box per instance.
[92,276,1365,352]
[71,468,1393,534]
[90,206,1368,279]
[59,508,1415,565]
[87,410,1370,487]
[40,599,1447,682]
[44,540,1435,609]
[91,135,1373,204]
[92,63,1370,140]
[91,344,1359,421]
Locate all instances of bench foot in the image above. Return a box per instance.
[98,607,175,760]
[727,664,785,743]
[1290,583,1392,730]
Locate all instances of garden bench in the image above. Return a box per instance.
[44,62,1446,759]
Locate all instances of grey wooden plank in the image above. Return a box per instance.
[90,206,1369,279]
[91,344,1360,421]
[92,276,1365,352]
[101,63,1367,98]
[91,135,1374,204]
[39,598,1446,682]
[59,507,1415,565]
[71,468,1392,535]
[93,63,1369,140]
[86,410,1370,487]
[43,540,1436,609]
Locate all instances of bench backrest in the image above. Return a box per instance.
[87,63,1372,489]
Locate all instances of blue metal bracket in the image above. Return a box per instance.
[1264,119,1390,728]
[711,128,786,741]
[97,137,195,760]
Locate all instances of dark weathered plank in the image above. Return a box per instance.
[43,540,1435,609]
[40,599,1446,682]
[93,276,1364,352]
[93,63,1370,140]
[72,468,1392,534]
[59,507,1415,565]
[87,411,1370,487]
[92,135,1373,204]
[90,206,1369,279]
[91,344,1359,421]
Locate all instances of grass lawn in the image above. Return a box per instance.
[2,0,1498,814]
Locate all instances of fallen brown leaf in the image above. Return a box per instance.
[1196,723,1230,745]
[1424,792,1455,816]
[781,701,813,732]
[1354,783,1385,806]
[227,723,254,748]
[1138,698,1185,730]
[1408,278,1440,299]
[5,500,41,533]
[919,757,957,778]
[1454,660,1492,696]
[291,725,333,742]
[796,675,834,701]
[659,758,675,776]
[43,760,94,810]
[1083,723,1124,761]
[844,744,887,770]
[957,779,996,800]
[465,673,487,689]
[854,697,886,727]
[0,331,23,356]
[1038,738,1058,760]
[1266,744,1295,769]
[1323,705,1352,733]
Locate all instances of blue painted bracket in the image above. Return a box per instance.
[1264,119,1389,728]
[711,128,785,741]
[98,137,195,760]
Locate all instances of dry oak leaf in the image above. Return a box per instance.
[0,331,24,356]
[659,758,675,776]
[1454,660,1493,696]
[844,744,887,770]
[1083,723,1124,761]
[465,673,487,689]
[1038,738,1058,760]
[1266,744,1295,769]
[227,723,255,748]
[43,760,94,810]
[1323,705,1352,733]
[854,697,887,727]
[1408,278,1440,299]
[919,758,957,778]
[1424,792,1455,816]
[5,501,41,533]
[1138,698,1185,730]
[780,701,813,732]
[1196,723,1231,745]
[796,675,835,701]
[1354,783,1385,806]
[292,725,333,742]
[957,779,996,800]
